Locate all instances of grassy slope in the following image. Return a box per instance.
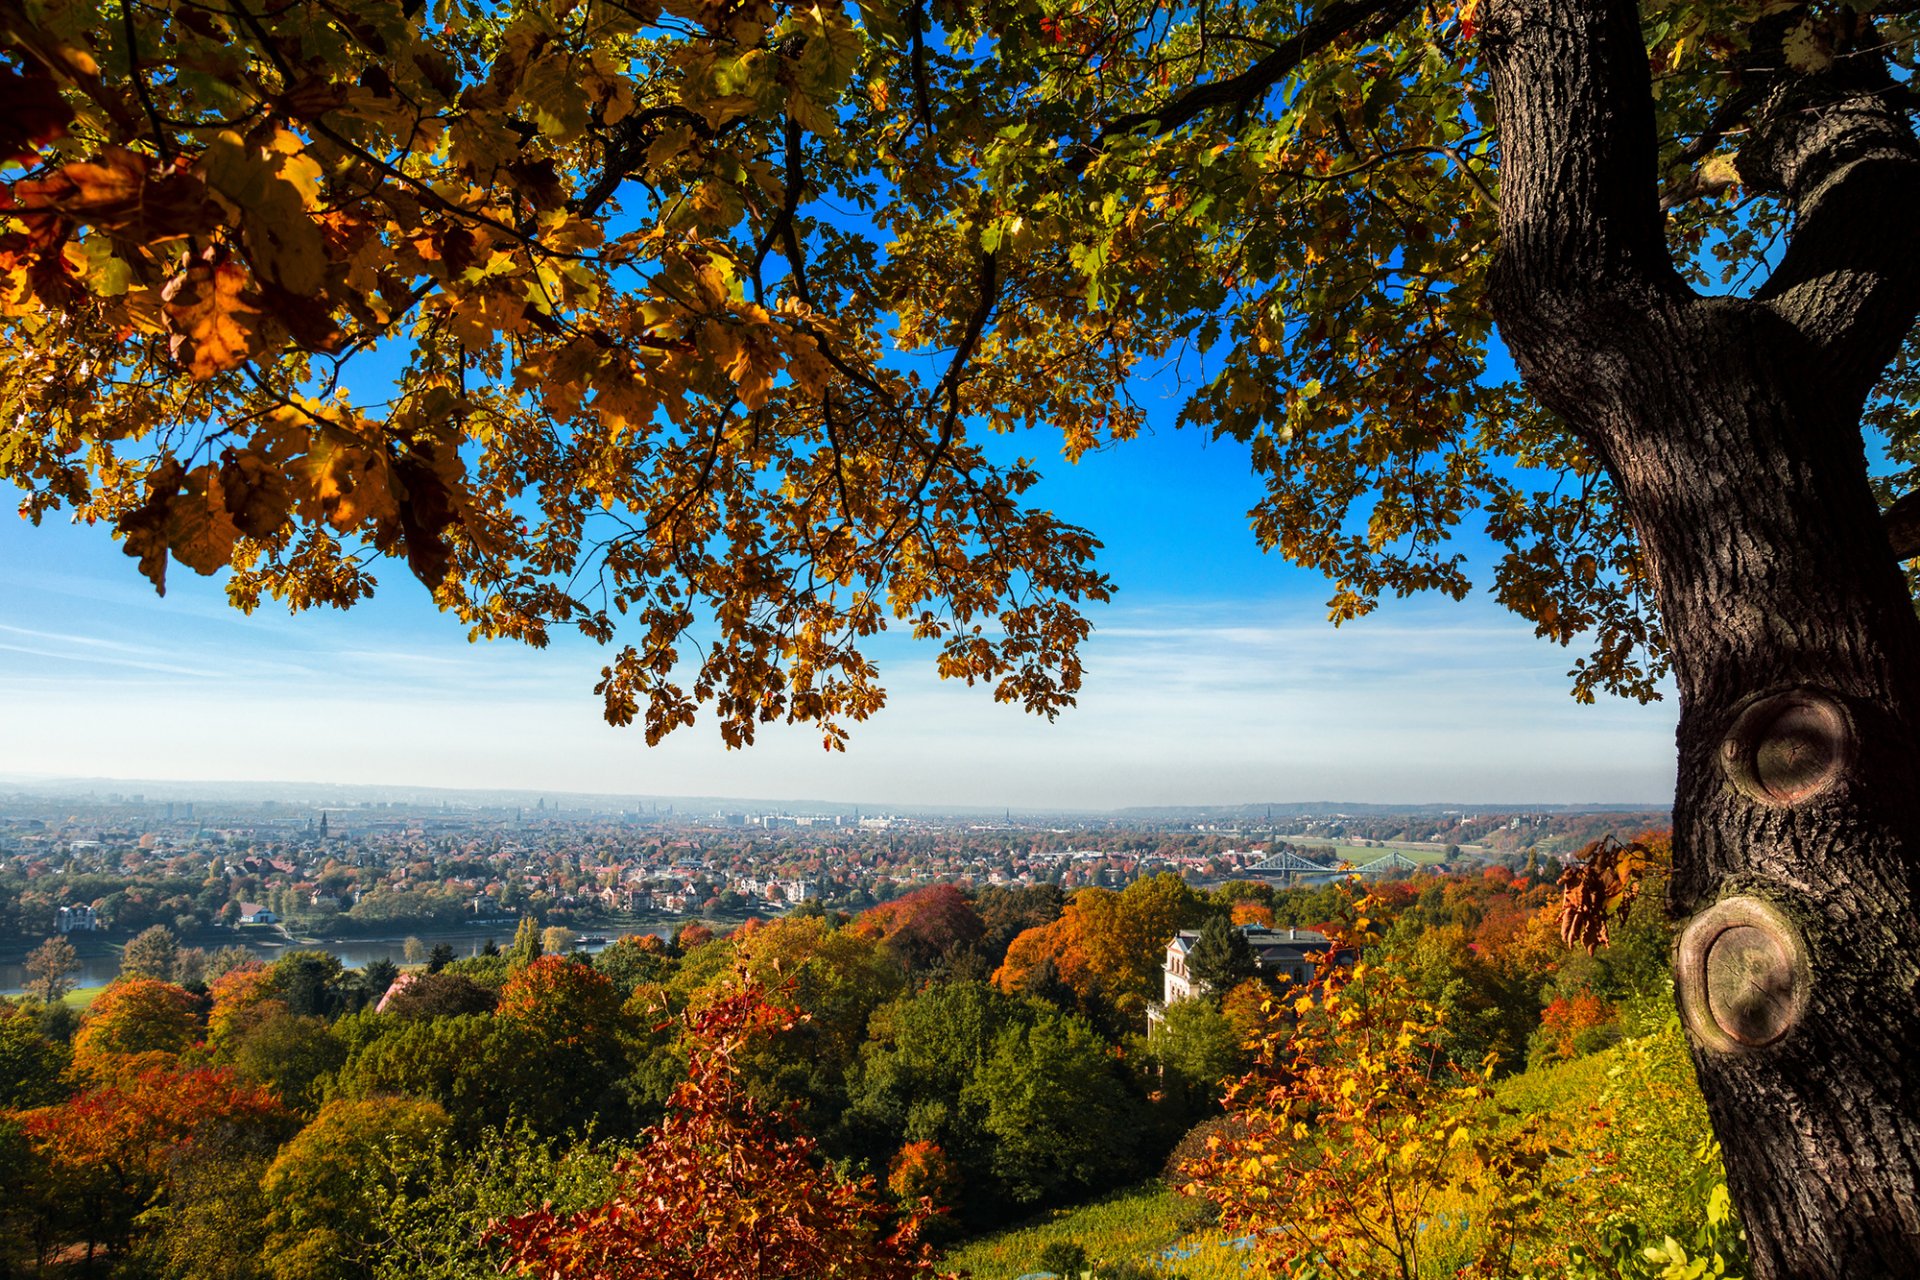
[941,1046,1651,1279]
[940,1184,1197,1279]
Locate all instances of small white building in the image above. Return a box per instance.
[239,903,279,925]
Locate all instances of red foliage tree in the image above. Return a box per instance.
[493,978,942,1280]
[16,1064,289,1256]
[857,884,985,971]
[1535,990,1618,1064]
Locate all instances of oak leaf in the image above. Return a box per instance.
[161,262,258,378]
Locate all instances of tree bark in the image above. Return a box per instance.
[1483,0,1920,1274]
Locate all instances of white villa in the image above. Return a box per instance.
[1150,922,1333,1031]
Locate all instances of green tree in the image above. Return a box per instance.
[962,1008,1147,1207]
[1145,996,1246,1116]
[506,917,544,971]
[849,981,1028,1215]
[121,924,181,982]
[229,1012,349,1117]
[592,934,678,996]
[402,937,428,967]
[0,1001,70,1109]
[360,958,401,1001]
[270,952,349,1019]
[23,935,78,1003]
[363,1125,618,1280]
[1185,916,1257,997]
[260,1098,451,1280]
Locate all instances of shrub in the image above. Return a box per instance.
[1036,1241,1089,1277]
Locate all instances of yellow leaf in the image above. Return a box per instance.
[299,430,397,529]
[199,131,328,295]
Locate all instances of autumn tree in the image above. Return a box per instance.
[71,976,201,1079]
[16,1065,288,1262]
[22,935,78,1003]
[492,980,940,1280]
[496,953,625,1051]
[8,0,1920,1270]
[1185,920,1566,1279]
[855,883,986,973]
[994,873,1203,1022]
[120,924,181,982]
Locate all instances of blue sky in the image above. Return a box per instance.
[0,369,1680,809]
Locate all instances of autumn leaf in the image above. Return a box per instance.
[298,429,398,529]
[198,130,328,295]
[161,262,258,378]
[116,459,187,593]
[166,464,245,575]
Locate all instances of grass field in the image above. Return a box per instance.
[938,1183,1261,1279]
[61,985,104,1010]
[941,1184,1194,1278]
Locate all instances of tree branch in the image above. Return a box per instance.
[1082,0,1420,157]
[1483,0,1683,411]
[1886,490,1920,560]
[1746,61,1920,410]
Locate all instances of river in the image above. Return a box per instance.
[0,922,675,995]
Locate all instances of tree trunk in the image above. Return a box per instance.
[1483,0,1920,1274]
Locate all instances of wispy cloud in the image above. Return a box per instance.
[0,561,1677,808]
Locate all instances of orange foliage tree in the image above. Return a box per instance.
[1231,901,1277,928]
[887,1141,962,1214]
[71,977,201,1079]
[496,955,626,1051]
[207,962,288,1053]
[1534,991,1619,1065]
[493,978,942,1280]
[1184,903,1566,1279]
[992,872,1203,1016]
[16,1065,288,1257]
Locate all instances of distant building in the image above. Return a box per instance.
[239,903,278,925]
[57,904,99,933]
